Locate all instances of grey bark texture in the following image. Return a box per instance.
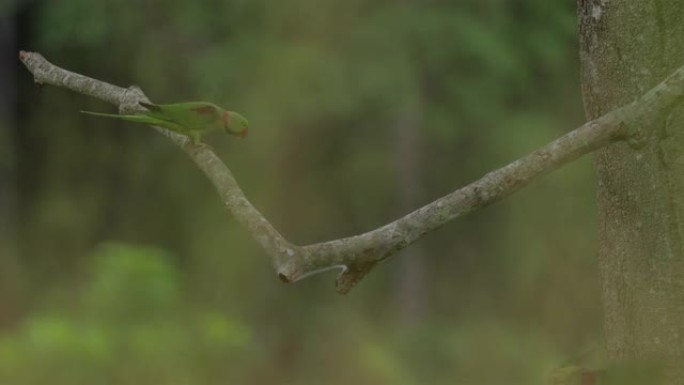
[579,0,684,382]
[19,50,684,294]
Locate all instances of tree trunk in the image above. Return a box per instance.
[579,0,684,381]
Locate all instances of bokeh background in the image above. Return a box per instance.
[0,0,600,384]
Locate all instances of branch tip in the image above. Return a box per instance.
[278,272,292,283]
[334,261,378,294]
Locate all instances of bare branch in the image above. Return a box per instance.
[19,51,684,293]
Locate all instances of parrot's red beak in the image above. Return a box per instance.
[238,128,248,139]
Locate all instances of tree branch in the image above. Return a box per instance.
[18,51,684,293]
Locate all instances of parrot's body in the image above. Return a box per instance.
[82,101,249,144]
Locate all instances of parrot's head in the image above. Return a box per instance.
[225,111,249,139]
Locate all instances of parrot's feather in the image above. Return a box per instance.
[138,101,222,130]
[81,110,188,134]
[81,110,158,124]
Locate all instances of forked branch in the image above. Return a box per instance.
[19,51,684,293]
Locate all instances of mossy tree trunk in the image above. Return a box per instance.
[579,0,684,381]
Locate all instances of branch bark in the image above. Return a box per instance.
[18,50,684,293]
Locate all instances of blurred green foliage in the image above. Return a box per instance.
[6,0,600,383]
[0,245,254,384]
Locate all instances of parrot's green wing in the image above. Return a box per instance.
[139,102,223,130]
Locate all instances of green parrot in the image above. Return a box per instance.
[81,101,249,144]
